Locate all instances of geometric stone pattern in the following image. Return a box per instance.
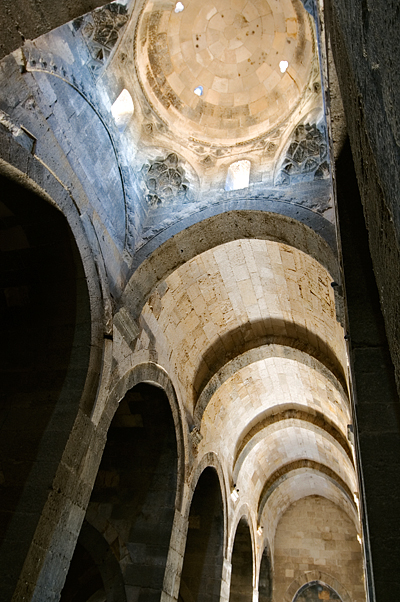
[276,123,330,186]
[141,152,189,205]
[136,0,315,142]
[74,3,128,78]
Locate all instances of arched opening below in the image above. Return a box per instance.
[179,467,224,602]
[258,546,272,602]
[0,174,91,600]
[60,520,126,602]
[229,518,253,602]
[80,383,178,599]
[293,581,343,601]
[60,544,104,602]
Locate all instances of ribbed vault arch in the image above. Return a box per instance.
[260,473,360,558]
[257,461,355,521]
[104,361,186,511]
[193,321,347,407]
[232,406,353,486]
[200,355,351,472]
[124,210,339,320]
[235,422,357,507]
[137,237,346,414]
[194,344,349,426]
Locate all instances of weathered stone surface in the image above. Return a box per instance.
[142,153,189,206]
[335,140,400,601]
[2,0,396,600]
[275,123,330,186]
[325,0,400,396]
[0,0,106,60]
[274,497,364,602]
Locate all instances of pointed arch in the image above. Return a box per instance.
[180,464,225,602]
[105,362,186,511]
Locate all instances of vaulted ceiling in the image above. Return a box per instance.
[132,236,358,541]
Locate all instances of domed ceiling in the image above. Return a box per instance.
[135,0,315,144]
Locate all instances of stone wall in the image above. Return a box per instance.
[0,0,106,60]
[273,496,365,602]
[0,1,388,601]
[0,17,144,294]
[325,0,400,397]
[324,3,400,598]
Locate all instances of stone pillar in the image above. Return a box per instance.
[161,510,188,602]
[11,414,107,602]
[220,558,232,602]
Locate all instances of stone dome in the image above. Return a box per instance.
[135,0,315,143]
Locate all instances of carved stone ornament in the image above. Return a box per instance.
[187,141,230,158]
[276,123,330,186]
[73,3,128,78]
[189,427,203,448]
[142,153,189,206]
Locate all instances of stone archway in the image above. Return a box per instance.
[258,545,273,602]
[229,518,253,602]
[82,381,179,601]
[179,467,225,602]
[0,172,95,601]
[292,581,343,602]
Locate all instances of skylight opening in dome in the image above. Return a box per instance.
[111,89,134,130]
[279,60,289,73]
[225,160,251,191]
[194,86,203,96]
[175,2,184,12]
